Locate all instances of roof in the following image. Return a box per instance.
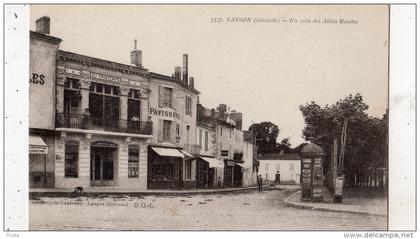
[300,143,324,157]
[58,50,200,95]
[257,153,301,161]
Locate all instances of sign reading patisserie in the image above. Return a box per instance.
[149,107,181,120]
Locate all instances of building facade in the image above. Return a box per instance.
[29,18,62,187]
[29,17,199,190]
[257,153,302,184]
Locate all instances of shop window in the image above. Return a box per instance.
[185,95,192,116]
[128,146,139,178]
[65,142,79,178]
[185,160,192,180]
[163,120,172,142]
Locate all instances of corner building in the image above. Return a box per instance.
[29,17,199,190]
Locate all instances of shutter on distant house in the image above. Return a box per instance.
[158,86,163,108]
[158,119,163,142]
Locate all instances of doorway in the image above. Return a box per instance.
[90,144,118,186]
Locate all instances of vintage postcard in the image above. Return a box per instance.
[3,3,416,234]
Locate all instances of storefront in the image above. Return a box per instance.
[29,135,52,187]
[147,146,196,190]
[195,155,224,188]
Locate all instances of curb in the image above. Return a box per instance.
[30,185,277,198]
[283,190,387,217]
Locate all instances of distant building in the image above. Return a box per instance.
[257,153,301,184]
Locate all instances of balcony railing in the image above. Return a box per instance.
[56,113,153,135]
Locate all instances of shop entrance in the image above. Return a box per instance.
[90,142,118,186]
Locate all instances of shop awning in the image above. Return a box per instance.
[151,147,184,158]
[29,135,48,155]
[235,162,247,168]
[179,150,194,159]
[198,155,224,168]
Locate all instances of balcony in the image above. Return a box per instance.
[56,113,153,135]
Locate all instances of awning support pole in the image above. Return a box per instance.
[44,154,47,187]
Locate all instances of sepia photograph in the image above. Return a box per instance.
[3,3,416,233]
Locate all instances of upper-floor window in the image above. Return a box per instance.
[185,95,192,116]
[199,129,203,149]
[230,129,232,139]
[220,127,223,136]
[128,89,140,99]
[163,120,172,142]
[159,86,173,108]
[204,131,209,151]
[64,78,80,90]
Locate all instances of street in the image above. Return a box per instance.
[29,188,387,230]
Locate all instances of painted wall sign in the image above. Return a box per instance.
[29,39,56,130]
[149,107,180,120]
[65,68,81,75]
[91,72,121,84]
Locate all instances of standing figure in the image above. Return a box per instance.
[257,174,263,192]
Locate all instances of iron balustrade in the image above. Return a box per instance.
[56,113,153,135]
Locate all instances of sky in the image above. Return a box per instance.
[30,5,389,147]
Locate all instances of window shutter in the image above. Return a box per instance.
[170,121,176,143]
[158,119,163,142]
[185,95,188,114]
[158,86,163,108]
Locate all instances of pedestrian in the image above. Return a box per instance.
[218,177,222,188]
[257,174,263,192]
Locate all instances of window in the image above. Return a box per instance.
[204,131,209,151]
[176,124,180,142]
[265,163,269,171]
[162,87,173,107]
[163,120,172,142]
[199,129,203,149]
[65,142,79,178]
[89,82,120,129]
[186,125,190,145]
[185,160,192,180]
[128,146,139,178]
[128,89,141,127]
[185,95,192,116]
[230,129,232,139]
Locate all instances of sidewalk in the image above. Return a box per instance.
[29,184,278,198]
[283,187,387,216]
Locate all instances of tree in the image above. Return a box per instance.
[277,137,292,153]
[249,122,280,154]
[299,93,388,187]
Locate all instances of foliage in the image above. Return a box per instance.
[299,93,388,175]
[248,122,292,154]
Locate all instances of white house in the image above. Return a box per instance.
[257,153,301,184]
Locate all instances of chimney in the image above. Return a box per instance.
[189,77,194,89]
[174,66,181,80]
[130,39,142,68]
[182,54,188,85]
[36,16,50,35]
